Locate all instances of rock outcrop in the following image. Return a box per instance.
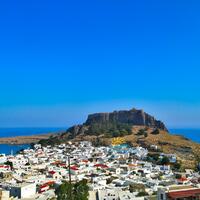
[85,108,168,131]
[64,108,168,139]
[39,108,168,145]
[67,125,88,139]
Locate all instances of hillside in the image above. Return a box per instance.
[71,126,200,169]
[39,108,167,144]
[38,108,200,169]
[68,108,167,138]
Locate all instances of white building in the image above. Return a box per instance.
[0,189,10,200]
[9,183,36,199]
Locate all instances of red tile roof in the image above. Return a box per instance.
[94,164,109,169]
[177,177,188,182]
[82,160,89,163]
[49,171,56,175]
[0,165,10,169]
[168,189,200,199]
[59,163,66,167]
[70,166,79,171]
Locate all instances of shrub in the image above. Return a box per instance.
[151,129,160,135]
[137,129,148,137]
[136,191,149,197]
[86,122,132,138]
[159,156,170,165]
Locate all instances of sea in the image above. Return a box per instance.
[170,128,200,143]
[0,128,200,155]
[0,127,65,155]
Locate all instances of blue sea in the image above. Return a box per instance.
[0,127,65,155]
[170,128,200,143]
[0,128,200,155]
[0,144,31,155]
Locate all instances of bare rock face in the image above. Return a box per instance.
[85,108,168,131]
[67,125,88,138]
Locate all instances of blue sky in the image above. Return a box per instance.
[1,0,200,128]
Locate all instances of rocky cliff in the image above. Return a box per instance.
[85,108,168,131]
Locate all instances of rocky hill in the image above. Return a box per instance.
[85,108,168,131]
[39,108,167,143]
[64,108,167,139]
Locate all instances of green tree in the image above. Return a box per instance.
[137,129,147,136]
[175,174,182,179]
[136,191,149,197]
[159,156,170,165]
[55,181,73,200]
[4,161,13,170]
[55,180,89,200]
[112,129,120,137]
[151,129,160,135]
[73,180,89,200]
[172,162,181,171]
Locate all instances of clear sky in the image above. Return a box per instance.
[0,0,200,128]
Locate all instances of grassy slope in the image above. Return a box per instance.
[74,126,200,169]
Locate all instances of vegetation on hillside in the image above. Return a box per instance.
[151,128,160,135]
[39,135,63,146]
[85,122,132,137]
[146,153,182,171]
[36,119,200,170]
[136,129,148,137]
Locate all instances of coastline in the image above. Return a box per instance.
[0,128,199,145]
[0,133,53,145]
